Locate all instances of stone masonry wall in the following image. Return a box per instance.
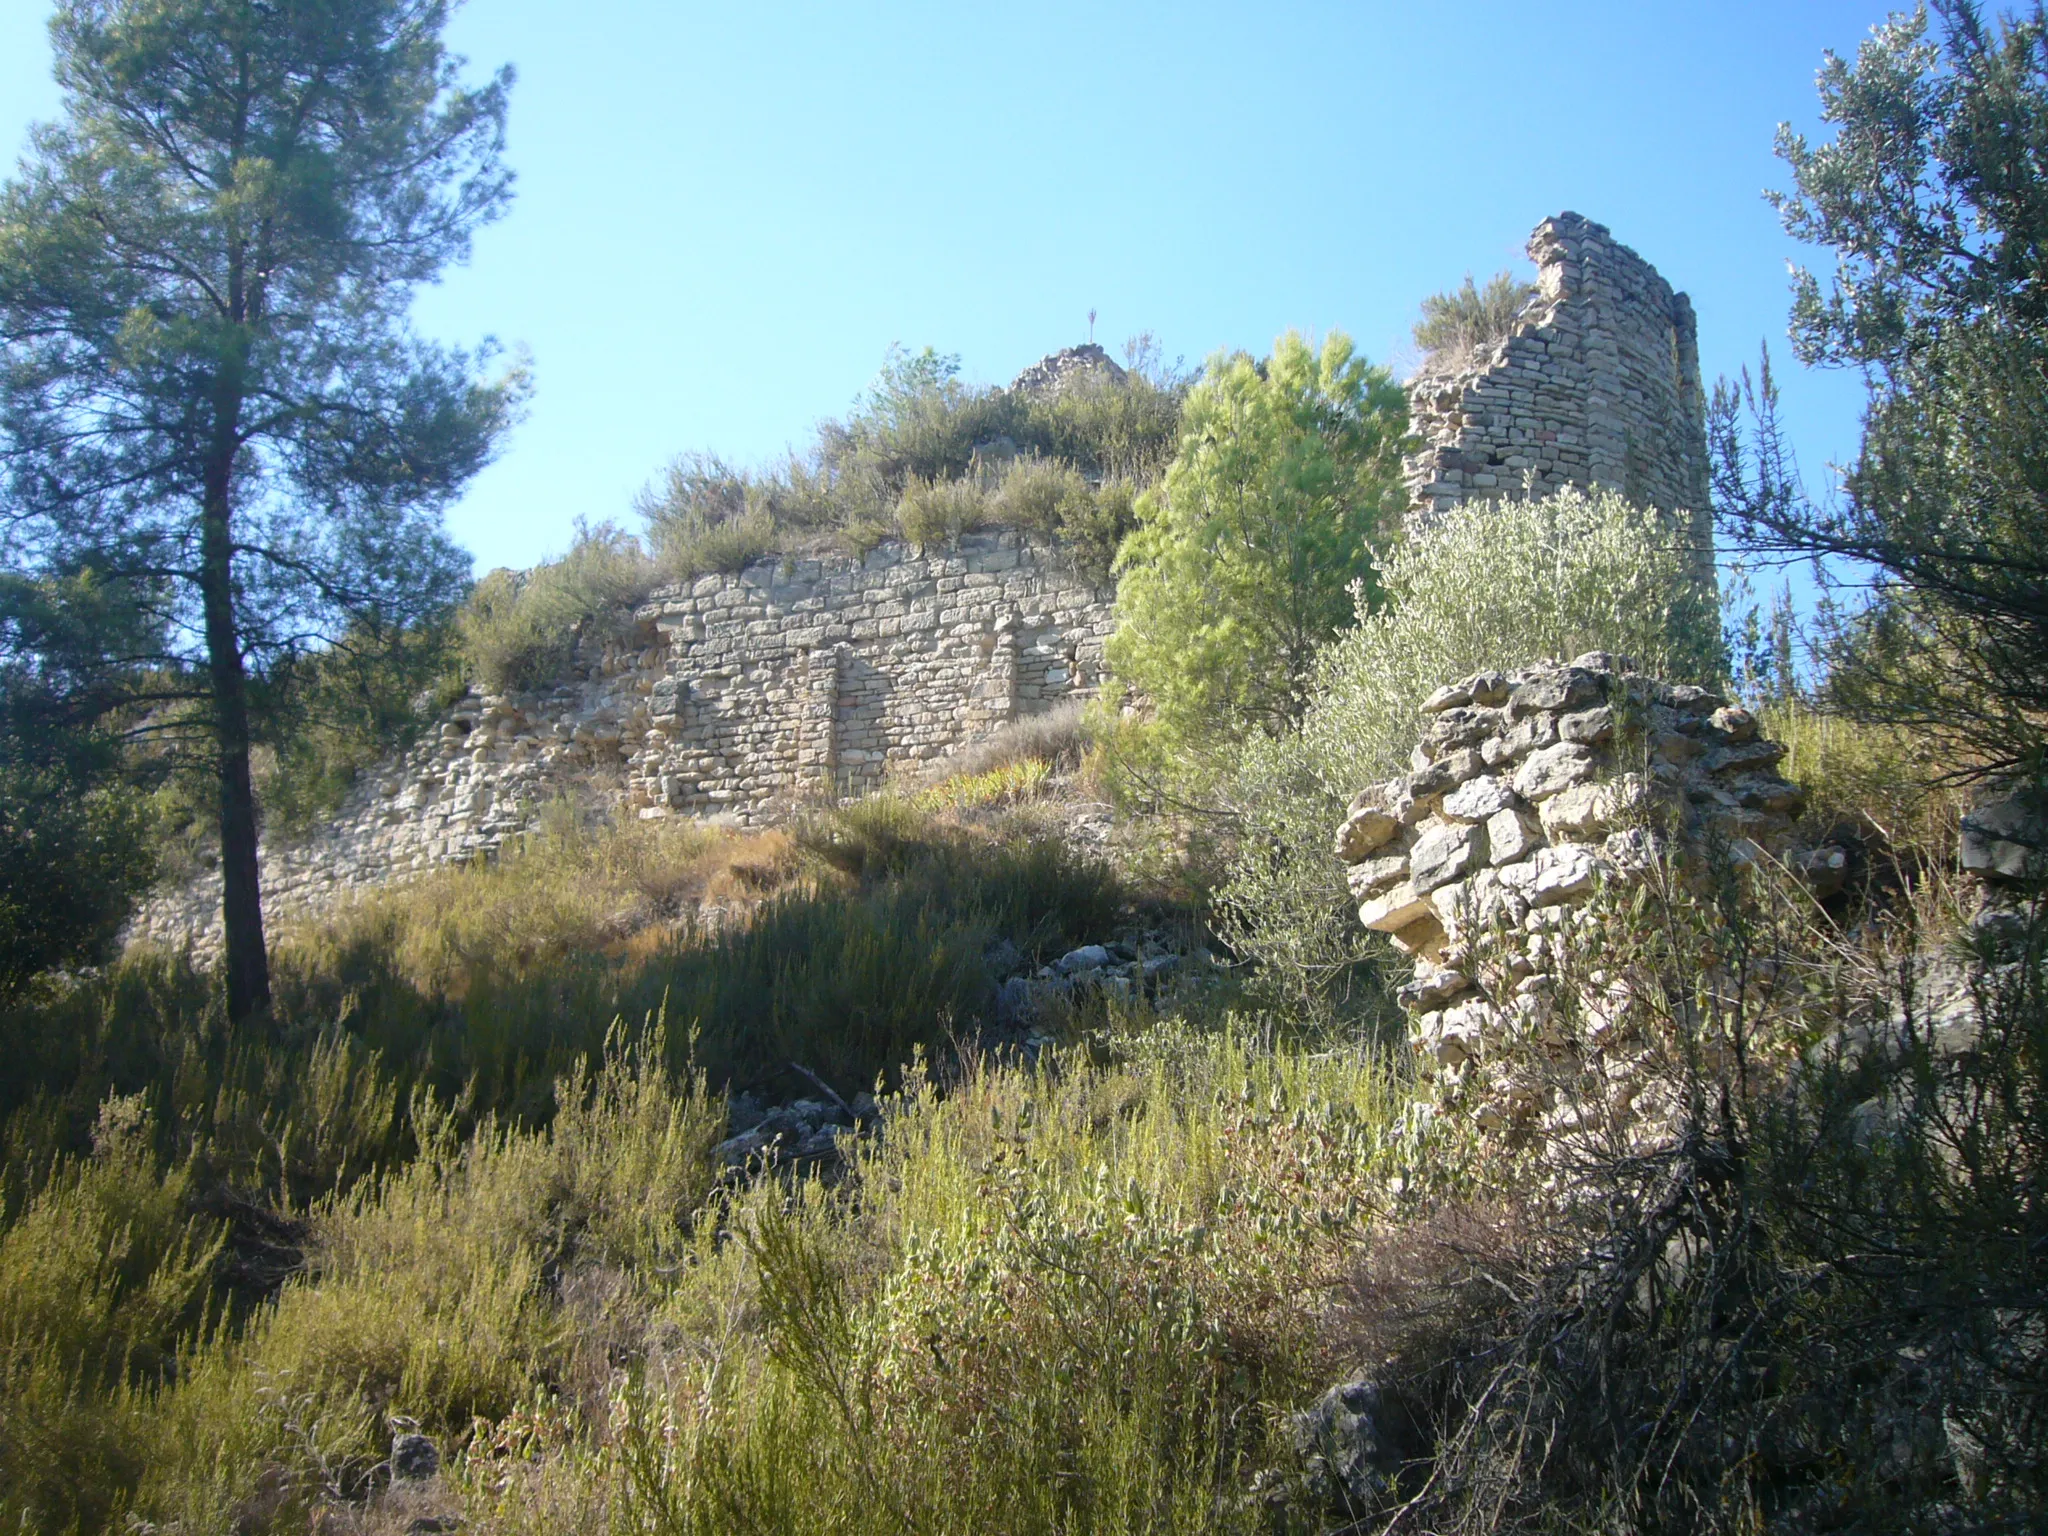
[1405,213,1713,573]
[1334,654,1818,1146]
[133,219,1711,950]
[133,530,1115,949]
[638,529,1115,811]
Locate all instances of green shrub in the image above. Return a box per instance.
[1109,331,1409,752]
[1413,269,1537,367]
[1296,486,1722,780]
[636,452,779,578]
[794,793,941,882]
[631,341,1188,573]
[640,890,990,1098]
[1017,355,1188,485]
[895,474,989,546]
[792,795,1123,963]
[0,1098,221,1535]
[253,615,465,837]
[990,454,1090,536]
[1367,834,2048,1532]
[613,1024,1396,1536]
[987,459,1139,581]
[457,524,658,693]
[928,698,1093,783]
[0,725,155,998]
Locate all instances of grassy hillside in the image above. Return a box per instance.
[5,715,2043,1532]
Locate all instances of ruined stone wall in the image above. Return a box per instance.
[132,531,1116,949]
[638,529,1114,811]
[1405,213,1712,571]
[1335,655,1815,1145]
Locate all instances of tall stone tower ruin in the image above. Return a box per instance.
[1404,213,1713,572]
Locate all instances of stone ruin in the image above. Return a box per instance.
[1007,342,1127,397]
[1334,654,1821,1144]
[1404,212,1713,572]
[135,219,1724,948]
[132,529,1116,949]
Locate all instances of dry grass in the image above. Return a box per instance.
[276,813,811,998]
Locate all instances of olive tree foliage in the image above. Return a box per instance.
[0,0,524,1019]
[1106,331,1409,756]
[1713,0,2048,776]
[1222,489,1723,1022]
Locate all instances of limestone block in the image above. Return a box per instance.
[1411,820,1487,894]
[1486,805,1545,865]
[1424,706,1502,754]
[1501,713,1559,759]
[1409,748,1485,798]
[1660,682,1723,715]
[1961,791,2048,882]
[1387,913,1446,959]
[1703,740,1788,776]
[1497,843,1601,906]
[1651,729,1703,766]
[1360,881,1434,933]
[1537,775,1646,840]
[1558,706,1614,745]
[1708,706,1758,742]
[1508,667,1600,717]
[1443,775,1516,823]
[1334,803,1400,863]
[1512,743,1599,801]
[1420,679,1475,714]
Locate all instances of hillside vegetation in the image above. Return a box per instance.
[6,3,2048,1532]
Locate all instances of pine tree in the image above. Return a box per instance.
[0,0,524,1018]
[1108,331,1407,751]
[1713,1,2048,773]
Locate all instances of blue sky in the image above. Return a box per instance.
[1,0,1894,575]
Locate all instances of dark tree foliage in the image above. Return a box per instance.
[1712,1,2048,776]
[0,572,157,995]
[0,0,524,1018]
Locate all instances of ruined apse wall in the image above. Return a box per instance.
[1405,213,1712,568]
[132,531,1116,948]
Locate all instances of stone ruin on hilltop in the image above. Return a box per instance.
[1404,211,1714,578]
[135,215,1717,947]
[1007,342,1127,397]
[133,528,1119,949]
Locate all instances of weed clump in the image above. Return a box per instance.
[457,524,660,695]
[1413,270,1537,372]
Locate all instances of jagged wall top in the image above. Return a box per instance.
[1404,213,1712,569]
[1008,343,1127,397]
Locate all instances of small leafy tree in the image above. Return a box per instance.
[1107,331,1408,753]
[0,0,525,1019]
[1713,0,2048,775]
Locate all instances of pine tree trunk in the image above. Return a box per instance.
[200,468,270,1023]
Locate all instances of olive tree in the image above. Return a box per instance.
[1714,0,2048,775]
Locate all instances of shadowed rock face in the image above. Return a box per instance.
[1963,790,2048,882]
